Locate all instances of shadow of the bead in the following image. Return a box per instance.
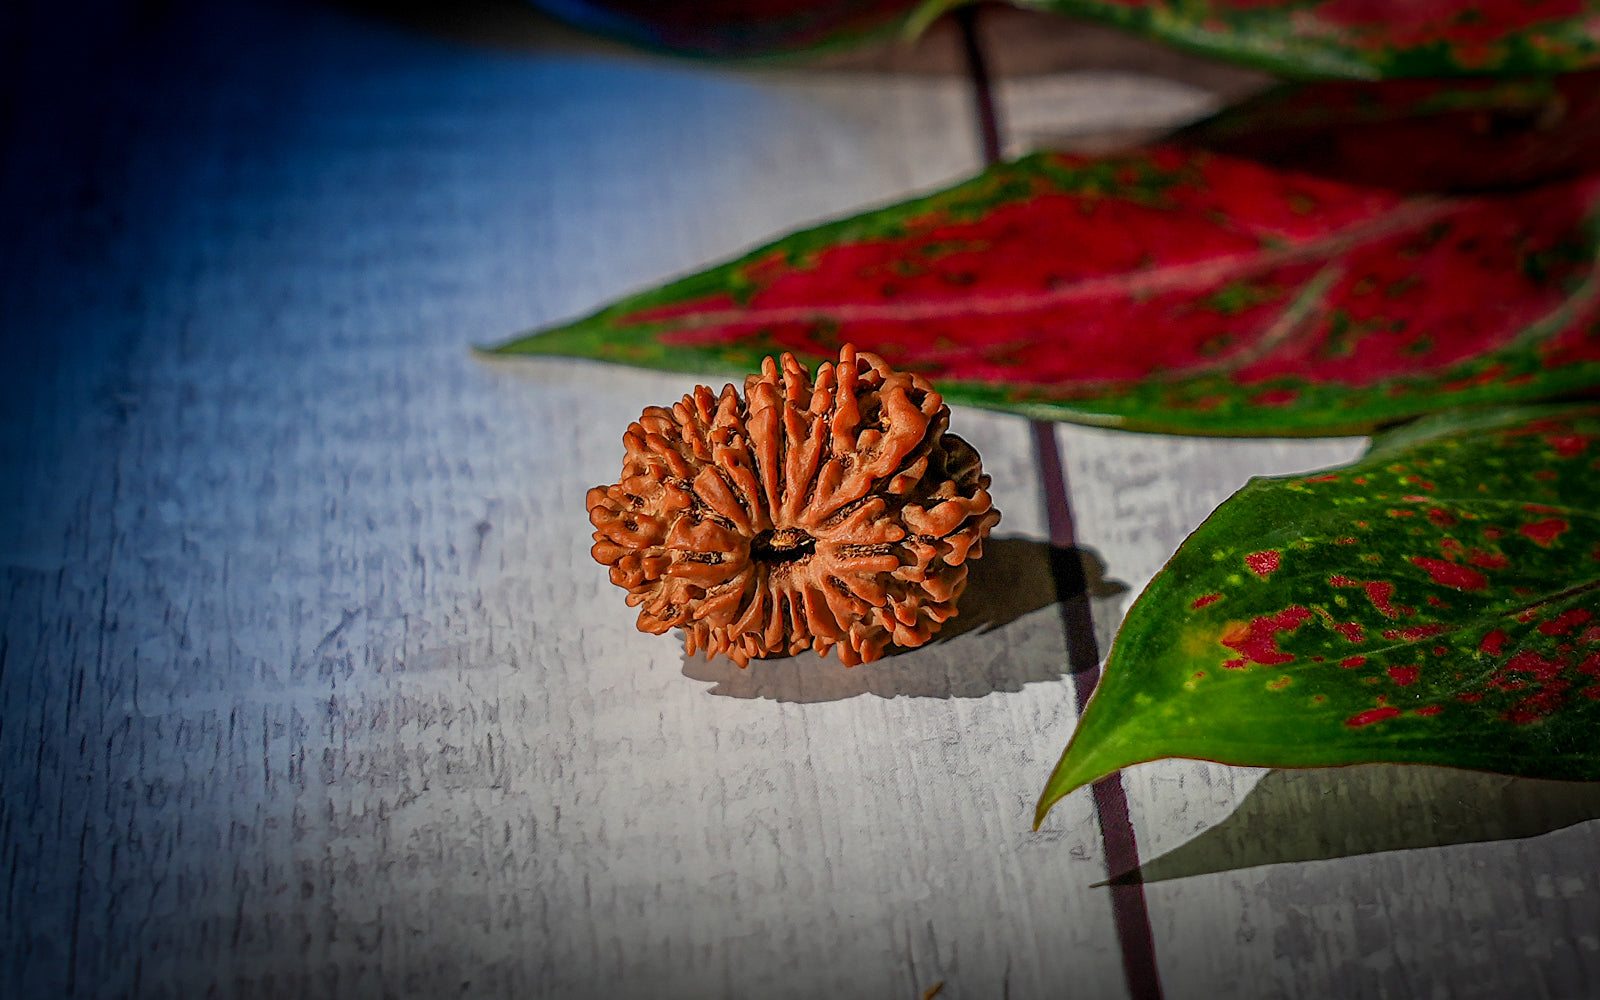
[680,536,1128,702]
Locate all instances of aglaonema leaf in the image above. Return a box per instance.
[1180,72,1600,194]
[958,0,1600,79]
[527,0,923,58]
[1036,404,1600,828]
[488,147,1600,437]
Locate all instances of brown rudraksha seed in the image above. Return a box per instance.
[587,344,1001,666]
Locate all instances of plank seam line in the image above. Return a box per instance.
[953,8,1164,998]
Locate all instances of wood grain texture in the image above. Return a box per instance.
[7,1,1599,998]
[0,2,1115,996]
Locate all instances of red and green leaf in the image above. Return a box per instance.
[1036,404,1600,827]
[964,0,1600,78]
[526,0,924,58]
[488,146,1600,437]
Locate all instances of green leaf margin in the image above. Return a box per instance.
[1037,403,1600,827]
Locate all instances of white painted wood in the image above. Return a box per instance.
[8,2,1600,998]
[1,3,1114,997]
[997,72,1225,157]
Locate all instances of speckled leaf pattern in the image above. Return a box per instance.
[489,147,1600,437]
[1036,405,1600,827]
[988,0,1600,78]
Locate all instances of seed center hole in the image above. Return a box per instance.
[751,528,816,565]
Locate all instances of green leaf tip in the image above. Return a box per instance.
[903,0,967,42]
[1032,713,1148,828]
[1035,403,1600,828]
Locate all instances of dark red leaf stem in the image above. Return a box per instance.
[957,9,1164,998]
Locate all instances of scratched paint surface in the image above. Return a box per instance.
[1002,0,1600,78]
[1037,404,1600,824]
[490,147,1600,436]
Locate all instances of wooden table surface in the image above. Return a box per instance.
[5,2,1600,997]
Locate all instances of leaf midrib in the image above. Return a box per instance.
[621,199,1456,331]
